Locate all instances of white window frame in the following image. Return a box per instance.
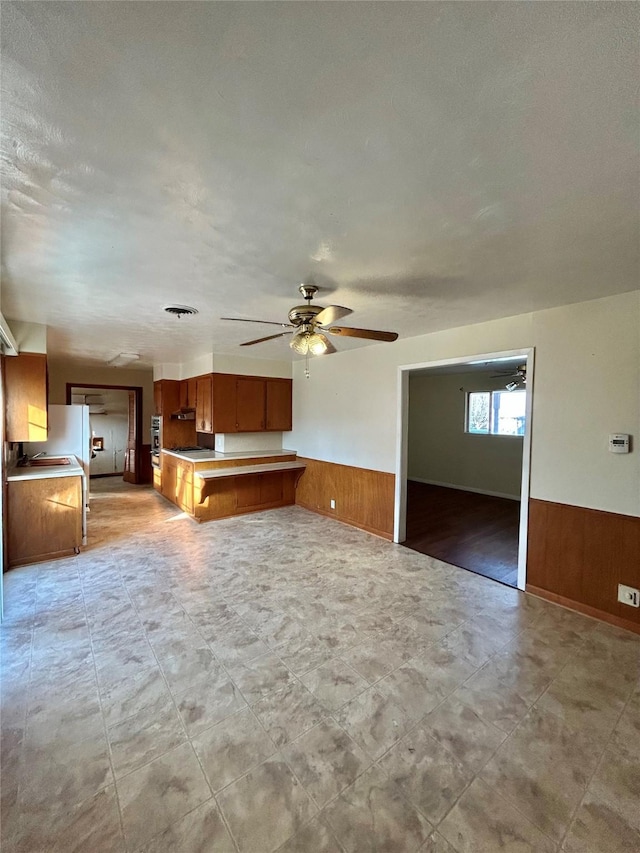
[465,388,526,437]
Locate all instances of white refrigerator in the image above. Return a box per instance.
[28,404,91,478]
[27,405,92,542]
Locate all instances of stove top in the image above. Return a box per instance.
[171,446,206,452]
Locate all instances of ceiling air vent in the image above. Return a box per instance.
[164,305,199,318]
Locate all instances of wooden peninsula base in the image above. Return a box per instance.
[157,452,305,523]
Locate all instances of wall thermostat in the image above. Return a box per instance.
[609,434,630,454]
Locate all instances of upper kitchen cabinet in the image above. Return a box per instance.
[265,379,293,431]
[210,373,236,433]
[236,377,266,431]
[4,353,48,442]
[203,374,292,434]
[153,380,180,416]
[195,375,213,433]
[179,377,197,411]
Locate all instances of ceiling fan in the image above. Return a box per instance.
[491,363,527,390]
[221,284,398,357]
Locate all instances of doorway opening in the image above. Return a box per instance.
[394,349,533,590]
[66,383,145,484]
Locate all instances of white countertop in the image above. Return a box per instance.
[7,455,85,482]
[161,448,298,463]
[195,460,306,480]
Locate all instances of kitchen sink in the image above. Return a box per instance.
[20,457,70,467]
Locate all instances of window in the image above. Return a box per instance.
[466,390,526,436]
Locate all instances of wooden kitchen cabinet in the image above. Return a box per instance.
[205,374,293,434]
[184,372,292,435]
[7,475,82,567]
[179,378,197,410]
[236,378,265,431]
[160,455,193,513]
[196,375,213,433]
[154,380,180,416]
[211,373,237,433]
[266,379,292,431]
[161,455,178,503]
[4,353,48,442]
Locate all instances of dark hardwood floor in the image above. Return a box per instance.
[402,481,520,587]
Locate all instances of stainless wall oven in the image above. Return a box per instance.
[151,415,161,468]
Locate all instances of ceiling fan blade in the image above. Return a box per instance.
[327,326,398,342]
[240,332,293,346]
[221,317,294,328]
[314,305,353,326]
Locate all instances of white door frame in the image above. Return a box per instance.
[393,347,535,591]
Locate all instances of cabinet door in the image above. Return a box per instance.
[196,376,213,433]
[161,458,178,503]
[176,462,193,513]
[154,381,162,415]
[179,380,188,410]
[4,353,48,442]
[211,374,238,433]
[187,378,197,408]
[265,380,292,431]
[236,378,266,432]
[180,378,197,409]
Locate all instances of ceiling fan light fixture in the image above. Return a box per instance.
[308,333,328,355]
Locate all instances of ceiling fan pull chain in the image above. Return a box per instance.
[304,351,310,379]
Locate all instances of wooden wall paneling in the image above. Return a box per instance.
[526,498,640,631]
[4,353,48,442]
[8,476,82,566]
[295,457,395,539]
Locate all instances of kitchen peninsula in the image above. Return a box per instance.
[158,448,305,522]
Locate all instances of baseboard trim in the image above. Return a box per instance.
[90,472,124,479]
[409,478,520,501]
[526,584,640,636]
[296,500,393,541]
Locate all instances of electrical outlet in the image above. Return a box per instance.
[330,499,336,510]
[617,584,639,608]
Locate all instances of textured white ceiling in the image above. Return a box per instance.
[1,2,638,368]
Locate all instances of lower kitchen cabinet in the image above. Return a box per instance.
[160,455,193,513]
[156,454,301,522]
[7,476,82,567]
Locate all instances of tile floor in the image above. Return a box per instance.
[1,479,639,852]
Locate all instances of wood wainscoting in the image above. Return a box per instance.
[295,458,395,540]
[527,498,640,634]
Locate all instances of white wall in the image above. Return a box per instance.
[154,353,292,381]
[90,412,128,474]
[408,371,524,498]
[290,292,640,517]
[48,360,154,435]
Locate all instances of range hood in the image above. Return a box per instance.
[171,409,195,420]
